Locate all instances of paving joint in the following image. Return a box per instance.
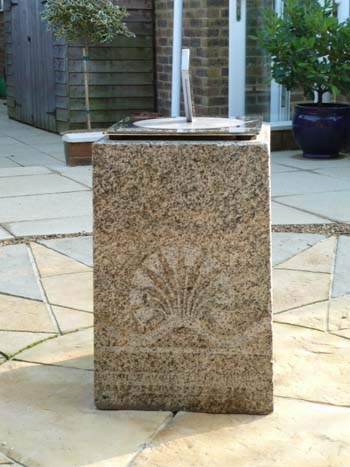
[127,412,175,467]
[272,199,336,223]
[273,299,329,315]
[0,231,92,247]
[275,394,350,409]
[27,243,62,335]
[12,358,94,372]
[37,240,92,268]
[8,334,58,360]
[326,237,339,331]
[273,223,350,236]
[275,267,331,275]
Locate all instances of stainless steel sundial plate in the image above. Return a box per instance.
[105,116,263,141]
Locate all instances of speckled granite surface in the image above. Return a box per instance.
[93,126,273,414]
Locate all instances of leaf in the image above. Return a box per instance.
[257,0,350,100]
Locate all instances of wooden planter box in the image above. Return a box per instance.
[63,132,104,166]
[270,123,299,151]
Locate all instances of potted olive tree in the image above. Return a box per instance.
[42,0,134,131]
[42,0,134,165]
[257,0,350,158]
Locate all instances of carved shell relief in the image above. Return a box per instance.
[128,243,235,340]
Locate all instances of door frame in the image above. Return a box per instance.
[228,0,246,117]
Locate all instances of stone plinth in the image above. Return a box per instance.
[93,126,273,414]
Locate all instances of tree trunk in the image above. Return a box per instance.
[317,89,323,106]
[82,43,91,130]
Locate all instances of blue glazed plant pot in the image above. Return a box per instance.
[292,103,350,159]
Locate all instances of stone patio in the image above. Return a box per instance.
[0,102,92,238]
[1,235,350,466]
[1,102,350,466]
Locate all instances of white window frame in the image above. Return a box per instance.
[336,0,350,22]
[229,0,246,117]
[0,0,4,12]
[270,0,290,123]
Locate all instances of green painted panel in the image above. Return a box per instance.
[69,97,154,111]
[68,60,153,73]
[68,72,154,85]
[68,46,153,60]
[68,108,154,124]
[69,84,154,98]
[56,83,68,97]
[56,108,69,122]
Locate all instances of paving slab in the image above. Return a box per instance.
[272,150,350,169]
[314,166,350,178]
[0,244,43,300]
[274,323,350,406]
[274,300,328,331]
[331,329,350,339]
[0,294,56,333]
[0,136,19,145]
[40,236,93,267]
[275,191,350,223]
[270,162,300,174]
[328,295,350,332]
[52,305,93,334]
[42,271,93,311]
[0,191,92,224]
[16,328,93,369]
[58,166,92,188]
[273,269,330,313]
[0,166,51,177]
[29,142,64,155]
[0,361,172,467]
[0,173,87,198]
[272,170,350,197]
[0,331,56,357]
[271,201,331,225]
[131,398,350,467]
[30,242,90,277]
[0,142,36,156]
[0,453,14,465]
[276,236,336,273]
[6,153,64,167]
[14,134,62,144]
[0,227,13,241]
[272,232,325,266]
[333,236,350,297]
[5,215,92,237]
[0,146,55,159]
[0,158,20,168]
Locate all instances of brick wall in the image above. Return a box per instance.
[155,0,229,117]
[0,12,5,79]
[154,0,273,119]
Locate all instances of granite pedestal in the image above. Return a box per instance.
[93,125,273,414]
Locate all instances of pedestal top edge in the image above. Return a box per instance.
[94,124,270,147]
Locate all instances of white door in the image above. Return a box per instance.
[229,0,246,117]
[337,0,350,21]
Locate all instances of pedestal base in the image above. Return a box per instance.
[93,126,273,414]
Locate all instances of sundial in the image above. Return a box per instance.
[105,49,262,141]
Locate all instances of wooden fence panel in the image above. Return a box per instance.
[6,0,57,131]
[65,0,156,130]
[6,0,156,133]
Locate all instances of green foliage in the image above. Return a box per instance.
[41,0,135,45]
[256,0,350,104]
